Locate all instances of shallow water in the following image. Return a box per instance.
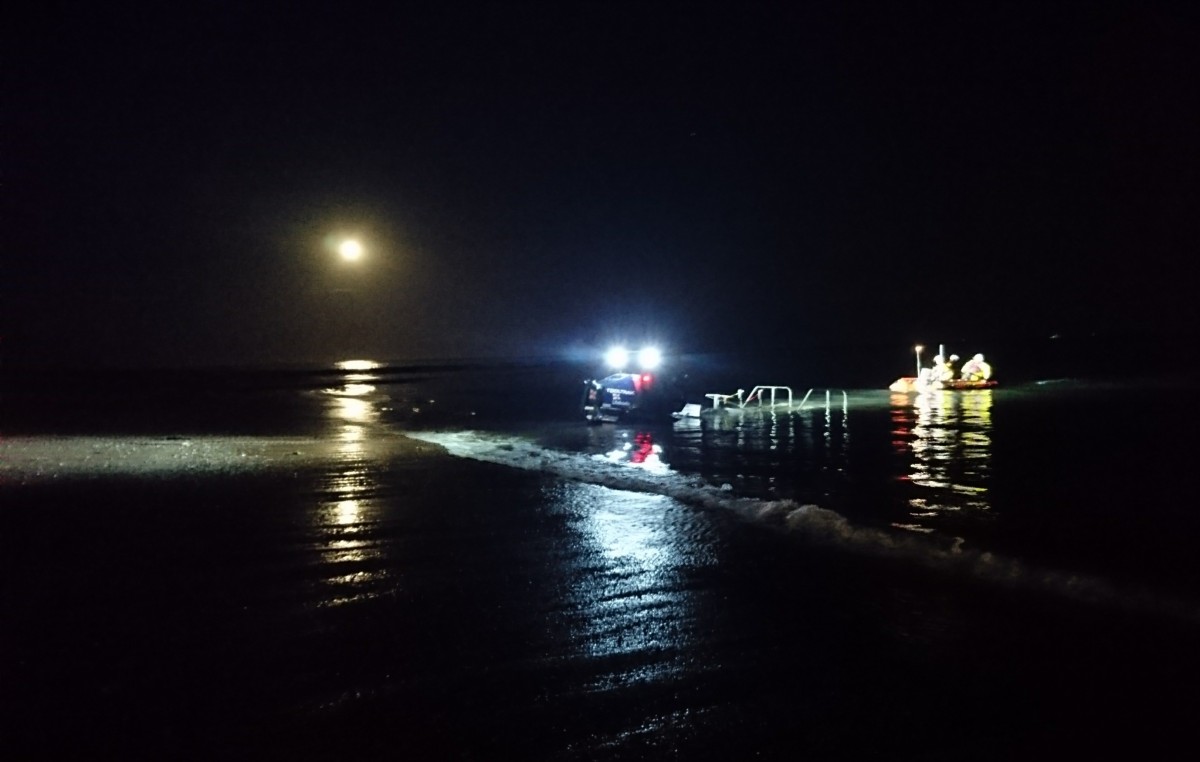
[386,366,1200,603]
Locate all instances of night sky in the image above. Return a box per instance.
[4,1,1197,367]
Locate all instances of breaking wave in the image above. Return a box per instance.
[405,429,1200,624]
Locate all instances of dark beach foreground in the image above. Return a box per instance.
[3,421,1199,760]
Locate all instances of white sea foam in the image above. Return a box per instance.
[405,429,1200,623]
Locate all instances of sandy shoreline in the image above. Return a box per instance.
[0,432,440,482]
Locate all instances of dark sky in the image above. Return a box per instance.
[4,1,1197,367]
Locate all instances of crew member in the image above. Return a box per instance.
[960,353,992,381]
[930,355,955,382]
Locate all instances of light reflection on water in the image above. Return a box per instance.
[545,389,998,544]
[666,401,850,498]
[602,431,670,475]
[311,362,391,607]
[890,390,993,535]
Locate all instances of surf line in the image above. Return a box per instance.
[404,429,1200,625]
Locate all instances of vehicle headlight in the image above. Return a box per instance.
[637,346,662,370]
[605,346,630,369]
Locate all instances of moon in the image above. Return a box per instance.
[338,239,363,261]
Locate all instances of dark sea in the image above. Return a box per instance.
[3,335,1199,759]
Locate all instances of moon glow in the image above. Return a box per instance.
[339,239,363,261]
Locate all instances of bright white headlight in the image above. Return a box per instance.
[637,346,662,370]
[605,346,630,369]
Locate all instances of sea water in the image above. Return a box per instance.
[378,356,1200,612]
[8,352,1190,606]
[4,343,1200,757]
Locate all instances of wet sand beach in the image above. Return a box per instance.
[4,420,1200,760]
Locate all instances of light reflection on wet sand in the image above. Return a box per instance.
[537,482,723,697]
[578,494,689,663]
